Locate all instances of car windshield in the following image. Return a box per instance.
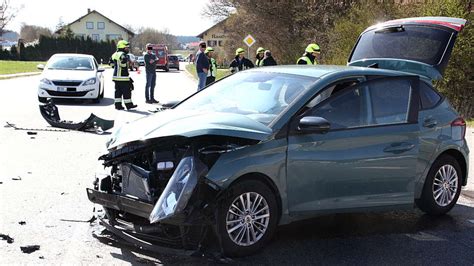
[176,71,317,126]
[350,25,452,65]
[47,56,94,71]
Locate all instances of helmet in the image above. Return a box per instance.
[305,43,320,53]
[235,48,245,55]
[205,47,214,54]
[117,40,130,49]
[256,47,265,54]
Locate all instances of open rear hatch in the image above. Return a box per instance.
[348,17,467,80]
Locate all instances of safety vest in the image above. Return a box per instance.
[112,51,130,81]
[255,58,264,67]
[208,58,217,77]
[296,56,317,65]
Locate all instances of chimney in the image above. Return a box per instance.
[87,8,91,13]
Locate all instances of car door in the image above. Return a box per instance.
[286,76,420,214]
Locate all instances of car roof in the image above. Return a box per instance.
[50,53,94,58]
[246,65,418,79]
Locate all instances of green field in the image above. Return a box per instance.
[0,60,45,75]
[185,63,230,82]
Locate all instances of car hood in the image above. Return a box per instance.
[42,69,96,81]
[107,109,273,150]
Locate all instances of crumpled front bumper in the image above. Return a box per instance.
[86,188,154,219]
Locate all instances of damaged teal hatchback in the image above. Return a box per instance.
[87,17,469,257]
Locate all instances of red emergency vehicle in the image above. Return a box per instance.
[147,44,169,72]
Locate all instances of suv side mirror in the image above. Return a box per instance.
[37,64,45,70]
[298,116,330,133]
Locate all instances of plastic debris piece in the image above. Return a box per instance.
[20,245,40,254]
[19,221,26,225]
[0,234,14,243]
[12,176,22,181]
[27,131,37,135]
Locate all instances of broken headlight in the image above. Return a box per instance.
[149,151,207,223]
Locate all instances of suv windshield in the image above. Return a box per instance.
[176,72,317,126]
[350,25,452,65]
[47,56,94,71]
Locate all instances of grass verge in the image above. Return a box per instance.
[467,119,474,127]
[185,63,230,81]
[0,60,45,75]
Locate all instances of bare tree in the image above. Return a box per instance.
[0,0,20,35]
[20,24,52,42]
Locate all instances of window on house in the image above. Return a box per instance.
[86,22,94,29]
[97,22,105,29]
[92,34,100,42]
[106,34,122,40]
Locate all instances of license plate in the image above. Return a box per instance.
[57,87,66,92]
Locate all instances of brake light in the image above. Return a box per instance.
[451,117,466,139]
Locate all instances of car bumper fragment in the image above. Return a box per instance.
[86,188,154,219]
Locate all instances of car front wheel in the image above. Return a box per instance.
[217,180,278,257]
[416,155,462,215]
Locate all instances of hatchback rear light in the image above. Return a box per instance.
[451,117,466,139]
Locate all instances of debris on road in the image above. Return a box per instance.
[26,131,37,135]
[60,215,96,224]
[0,234,14,243]
[18,221,26,225]
[12,176,22,181]
[39,256,44,259]
[20,245,40,254]
[39,101,114,133]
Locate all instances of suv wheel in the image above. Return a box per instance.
[416,155,462,215]
[217,180,278,257]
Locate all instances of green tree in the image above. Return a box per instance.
[422,0,473,118]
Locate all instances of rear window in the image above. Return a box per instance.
[419,81,441,109]
[350,25,452,66]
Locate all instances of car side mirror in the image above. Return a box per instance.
[298,116,330,133]
[97,68,105,72]
[37,64,45,70]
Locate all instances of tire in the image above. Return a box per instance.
[416,155,462,216]
[164,66,169,72]
[38,96,47,103]
[216,180,278,257]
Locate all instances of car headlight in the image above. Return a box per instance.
[82,78,96,85]
[40,78,52,85]
[149,152,208,223]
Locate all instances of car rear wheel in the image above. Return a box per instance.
[217,180,278,257]
[416,155,462,215]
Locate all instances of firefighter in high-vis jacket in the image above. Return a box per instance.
[255,47,265,67]
[111,40,137,110]
[296,43,321,65]
[205,47,218,86]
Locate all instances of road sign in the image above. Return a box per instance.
[243,34,256,47]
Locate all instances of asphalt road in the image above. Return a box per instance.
[0,65,473,265]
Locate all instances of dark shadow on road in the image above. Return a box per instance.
[90,205,474,265]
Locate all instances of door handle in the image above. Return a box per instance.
[383,143,415,154]
[423,118,438,128]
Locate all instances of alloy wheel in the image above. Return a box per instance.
[432,164,459,207]
[226,192,270,247]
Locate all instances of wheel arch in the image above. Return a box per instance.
[227,172,283,223]
[436,149,468,186]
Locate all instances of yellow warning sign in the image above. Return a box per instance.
[243,34,256,47]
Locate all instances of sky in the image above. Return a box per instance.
[7,0,215,36]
